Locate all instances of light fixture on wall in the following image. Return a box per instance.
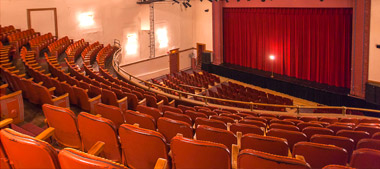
[157,28,169,48]
[78,12,95,28]
[126,34,138,55]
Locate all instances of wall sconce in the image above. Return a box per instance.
[78,12,95,28]
[125,34,138,55]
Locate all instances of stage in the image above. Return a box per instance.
[203,63,380,116]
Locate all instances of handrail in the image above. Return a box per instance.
[112,49,380,116]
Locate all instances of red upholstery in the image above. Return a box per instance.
[171,136,231,169]
[42,104,82,149]
[77,112,121,162]
[350,148,380,169]
[157,117,193,142]
[119,124,169,169]
[299,117,318,122]
[161,105,182,114]
[302,127,334,140]
[184,110,207,123]
[198,109,217,117]
[124,110,156,130]
[357,139,380,151]
[319,117,339,124]
[244,116,267,123]
[101,89,128,111]
[278,115,298,120]
[239,119,266,128]
[196,125,236,151]
[95,103,125,127]
[178,105,196,112]
[311,134,355,161]
[336,130,371,146]
[73,86,101,114]
[360,118,380,124]
[220,113,242,120]
[293,142,348,169]
[309,121,330,127]
[322,165,354,169]
[327,124,353,134]
[270,123,300,131]
[340,118,359,124]
[267,128,308,151]
[230,123,264,135]
[136,105,162,122]
[297,122,323,131]
[210,115,235,124]
[355,125,380,136]
[0,128,60,169]
[58,148,127,169]
[241,134,289,156]
[144,94,160,109]
[270,119,295,126]
[284,119,304,125]
[163,111,192,126]
[373,132,380,140]
[238,149,310,169]
[195,117,227,130]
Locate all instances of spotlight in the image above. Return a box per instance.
[183,2,188,8]
[186,2,191,7]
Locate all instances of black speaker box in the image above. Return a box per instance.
[202,52,211,64]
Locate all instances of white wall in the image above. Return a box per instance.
[193,1,213,51]
[369,0,380,83]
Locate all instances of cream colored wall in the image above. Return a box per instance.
[369,0,380,82]
[193,1,213,51]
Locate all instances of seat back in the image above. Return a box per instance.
[302,126,334,140]
[355,125,380,136]
[0,128,59,169]
[310,134,355,161]
[171,136,231,169]
[119,124,169,169]
[270,119,295,126]
[178,105,196,112]
[185,110,207,123]
[42,104,82,148]
[373,132,380,139]
[210,115,235,124]
[336,130,371,146]
[101,89,117,106]
[61,82,77,105]
[136,105,162,122]
[241,134,289,156]
[157,117,193,142]
[196,125,236,151]
[270,123,300,131]
[230,123,264,135]
[163,111,192,126]
[357,138,380,151]
[297,122,323,131]
[350,148,380,169]
[293,142,348,169]
[124,110,156,130]
[58,148,127,169]
[267,128,308,151]
[72,86,91,111]
[239,119,266,128]
[238,149,311,169]
[319,117,339,124]
[327,124,353,134]
[144,94,158,108]
[195,117,227,130]
[95,103,125,127]
[77,112,121,162]
[161,105,183,114]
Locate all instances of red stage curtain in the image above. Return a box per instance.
[223,8,352,88]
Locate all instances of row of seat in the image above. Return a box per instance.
[29,32,56,58]
[96,44,116,69]
[0,118,168,169]
[7,29,39,52]
[48,36,72,57]
[65,39,89,62]
[81,41,103,65]
[0,25,19,43]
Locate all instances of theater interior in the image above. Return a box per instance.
[1,0,380,168]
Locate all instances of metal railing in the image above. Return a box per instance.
[112,49,380,116]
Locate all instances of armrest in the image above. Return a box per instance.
[48,87,56,92]
[169,99,175,106]
[138,98,146,105]
[37,82,43,85]
[11,70,19,74]
[87,141,105,156]
[154,158,168,169]
[227,123,232,131]
[157,100,164,107]
[88,95,101,103]
[236,132,242,149]
[231,144,239,169]
[17,74,26,78]
[0,83,9,89]
[117,96,128,103]
[35,127,55,141]
[52,93,69,102]
[0,118,13,128]
[295,155,306,162]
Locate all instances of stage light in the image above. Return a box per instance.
[78,12,95,28]
[270,55,275,60]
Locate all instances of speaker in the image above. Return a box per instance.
[202,52,212,64]
[366,82,380,105]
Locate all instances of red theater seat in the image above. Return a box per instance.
[299,116,318,122]
[322,165,354,169]
[350,148,380,169]
[161,105,183,114]
[124,110,156,130]
[302,127,334,140]
[119,124,169,169]
[73,86,101,114]
[196,125,237,151]
[42,104,82,149]
[163,111,192,126]
[178,104,196,112]
[157,117,193,142]
[95,103,126,127]
[77,112,122,162]
[184,110,207,123]
[170,136,231,169]
[230,123,264,135]
[136,105,162,122]
[267,128,308,151]
[373,132,380,140]
[293,142,348,169]
[58,148,127,169]
[357,139,380,151]
[239,119,266,128]
[238,149,311,169]
[195,117,227,130]
[210,115,236,124]
[270,119,295,126]
[270,123,300,131]
[327,124,353,134]
[336,130,371,146]
[310,134,355,161]
[241,134,289,156]
[297,122,323,131]
[319,117,339,124]
[355,125,380,136]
